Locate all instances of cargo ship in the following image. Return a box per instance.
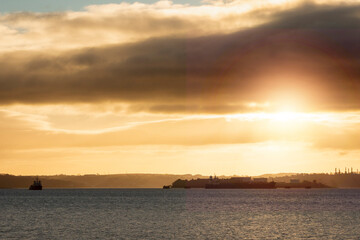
[205,181,276,189]
[172,176,276,189]
[29,177,42,190]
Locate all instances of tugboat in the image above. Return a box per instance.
[29,177,42,190]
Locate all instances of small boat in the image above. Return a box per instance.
[163,185,171,189]
[29,177,42,190]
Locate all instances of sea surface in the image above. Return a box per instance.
[0,188,360,239]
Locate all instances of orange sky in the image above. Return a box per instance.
[1,0,360,175]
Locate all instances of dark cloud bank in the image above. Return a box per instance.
[1,2,360,113]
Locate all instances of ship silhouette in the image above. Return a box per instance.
[29,177,42,190]
[172,176,276,189]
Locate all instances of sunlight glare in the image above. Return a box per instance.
[271,111,299,122]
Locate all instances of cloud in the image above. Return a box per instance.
[0,1,360,113]
[2,105,360,150]
[0,0,274,52]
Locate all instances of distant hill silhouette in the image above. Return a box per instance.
[271,173,360,188]
[0,174,204,189]
[0,173,359,188]
[257,173,298,178]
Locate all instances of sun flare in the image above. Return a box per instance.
[271,111,300,122]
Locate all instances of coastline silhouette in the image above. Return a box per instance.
[1,169,359,189]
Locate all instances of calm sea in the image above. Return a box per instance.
[0,189,359,239]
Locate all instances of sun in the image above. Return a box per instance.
[271,111,300,122]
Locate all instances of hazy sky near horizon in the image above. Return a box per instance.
[1,0,360,175]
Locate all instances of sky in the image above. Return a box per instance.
[0,0,200,13]
[1,0,360,176]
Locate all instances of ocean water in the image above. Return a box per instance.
[0,189,359,239]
